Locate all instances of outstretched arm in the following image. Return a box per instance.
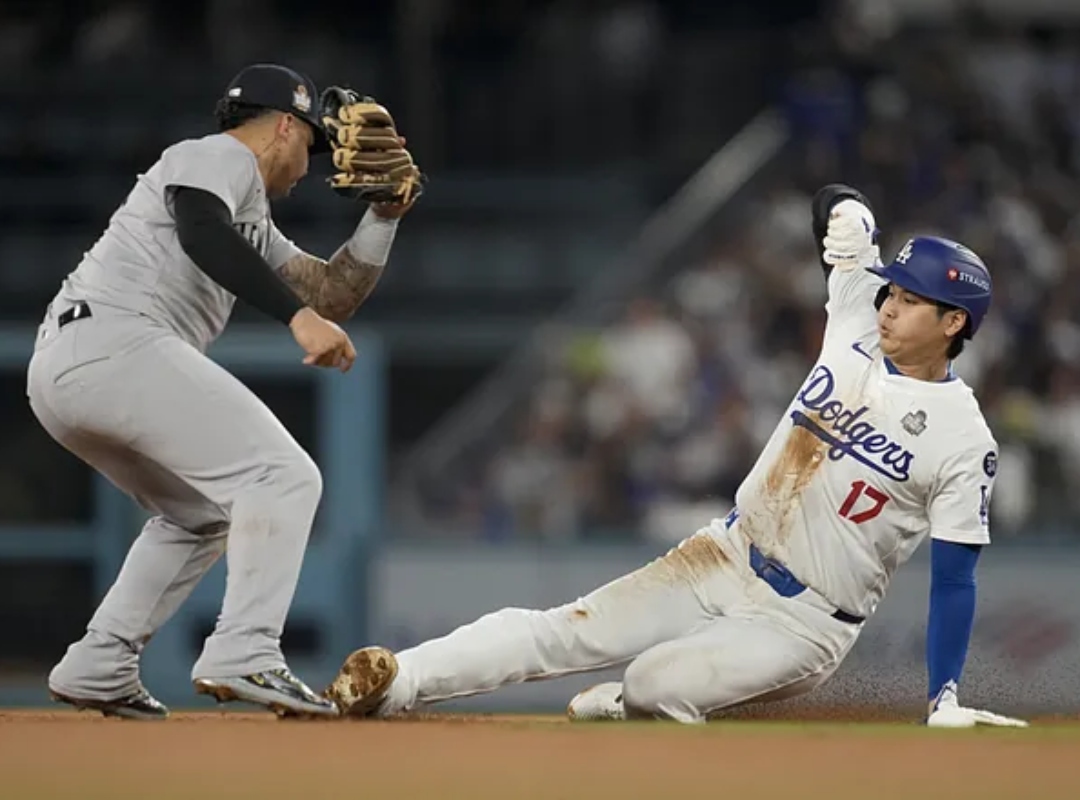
[926,538,980,707]
[923,446,1027,728]
[276,205,404,323]
[924,538,1025,728]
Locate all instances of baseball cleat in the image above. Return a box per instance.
[567,682,626,722]
[323,646,398,717]
[50,686,169,720]
[193,668,338,718]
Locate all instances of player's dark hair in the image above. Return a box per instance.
[936,302,968,359]
[214,98,278,132]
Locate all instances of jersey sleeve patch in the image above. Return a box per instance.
[927,442,997,547]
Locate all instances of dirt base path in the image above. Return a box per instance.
[1,709,1077,800]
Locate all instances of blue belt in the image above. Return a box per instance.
[725,509,865,625]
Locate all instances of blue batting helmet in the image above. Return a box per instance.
[867,236,992,338]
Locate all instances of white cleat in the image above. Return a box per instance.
[567,682,626,722]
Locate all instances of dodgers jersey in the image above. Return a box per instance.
[54,133,302,351]
[734,258,997,619]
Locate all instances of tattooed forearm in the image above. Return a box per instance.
[277,246,385,323]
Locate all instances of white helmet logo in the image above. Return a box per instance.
[293,84,311,113]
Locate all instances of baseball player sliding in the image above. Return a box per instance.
[27,64,421,719]
[327,185,1027,728]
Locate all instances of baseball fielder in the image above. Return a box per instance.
[27,64,422,719]
[326,185,1027,728]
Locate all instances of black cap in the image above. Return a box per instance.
[222,64,331,153]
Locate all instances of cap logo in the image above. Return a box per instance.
[292,84,311,113]
[894,240,914,264]
[947,267,959,281]
[228,87,242,97]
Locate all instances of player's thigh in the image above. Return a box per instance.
[621,616,839,721]
[92,441,230,534]
[129,337,308,475]
[31,402,226,534]
[539,531,744,664]
[49,329,315,509]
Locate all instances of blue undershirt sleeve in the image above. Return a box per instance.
[926,538,981,700]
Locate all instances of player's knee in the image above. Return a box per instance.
[622,655,699,723]
[264,448,323,511]
[621,657,666,717]
[286,451,323,506]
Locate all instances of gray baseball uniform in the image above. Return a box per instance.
[28,132,320,699]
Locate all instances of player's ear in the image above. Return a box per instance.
[282,114,311,147]
[945,309,967,338]
[272,111,292,140]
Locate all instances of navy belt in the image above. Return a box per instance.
[58,302,92,329]
[725,509,865,625]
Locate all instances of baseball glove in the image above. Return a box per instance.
[320,87,424,205]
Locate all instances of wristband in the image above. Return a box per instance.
[346,208,399,267]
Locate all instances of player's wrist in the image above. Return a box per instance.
[288,306,317,329]
[346,207,399,267]
[368,199,413,220]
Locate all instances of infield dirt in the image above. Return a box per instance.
[1,709,1076,799]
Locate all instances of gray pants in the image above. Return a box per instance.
[27,302,322,700]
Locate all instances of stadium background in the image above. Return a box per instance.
[1,0,1079,715]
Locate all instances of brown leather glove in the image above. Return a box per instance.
[320,87,424,204]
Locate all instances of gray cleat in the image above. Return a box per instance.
[194,667,339,718]
[50,686,169,720]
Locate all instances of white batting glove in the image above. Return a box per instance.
[926,682,1029,729]
[822,198,880,271]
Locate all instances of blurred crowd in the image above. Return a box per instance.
[0,0,810,172]
[416,11,1080,543]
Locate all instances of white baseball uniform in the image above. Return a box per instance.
[370,250,998,722]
